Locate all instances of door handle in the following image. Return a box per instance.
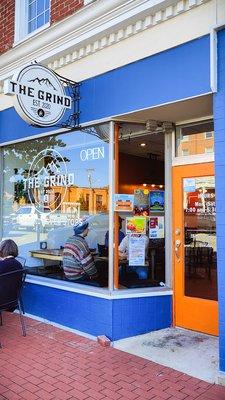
[175,239,181,262]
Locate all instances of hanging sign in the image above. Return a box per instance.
[4,64,72,127]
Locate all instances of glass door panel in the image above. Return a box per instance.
[183,176,217,301]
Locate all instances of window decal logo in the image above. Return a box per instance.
[23,148,74,214]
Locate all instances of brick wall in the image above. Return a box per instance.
[51,0,84,24]
[0,0,15,55]
[214,28,225,372]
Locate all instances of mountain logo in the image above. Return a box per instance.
[28,77,56,90]
[35,160,61,176]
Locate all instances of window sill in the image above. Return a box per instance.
[172,153,214,166]
[13,22,50,49]
[26,274,172,299]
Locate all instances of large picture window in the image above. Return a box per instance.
[2,125,109,286]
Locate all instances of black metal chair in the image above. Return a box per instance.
[0,269,26,347]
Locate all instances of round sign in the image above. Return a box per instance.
[26,148,72,214]
[9,64,72,127]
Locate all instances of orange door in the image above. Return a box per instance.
[173,162,218,335]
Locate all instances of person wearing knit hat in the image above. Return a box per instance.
[63,219,108,286]
[73,220,89,236]
[63,220,99,282]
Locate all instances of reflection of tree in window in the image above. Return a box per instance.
[5,136,68,210]
[54,193,62,210]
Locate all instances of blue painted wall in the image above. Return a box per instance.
[112,295,172,340]
[22,283,172,340]
[80,35,210,123]
[214,28,225,372]
[0,35,210,144]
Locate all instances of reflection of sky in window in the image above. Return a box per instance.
[54,130,109,188]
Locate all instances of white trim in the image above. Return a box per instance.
[26,274,172,298]
[14,22,50,47]
[84,0,96,4]
[0,0,211,85]
[217,371,225,386]
[108,121,115,291]
[14,0,27,43]
[175,115,213,126]
[22,311,97,341]
[165,132,173,287]
[172,153,214,166]
[210,28,217,93]
[14,0,50,44]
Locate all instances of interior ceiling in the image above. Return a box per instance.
[116,94,212,160]
[119,131,164,160]
[113,94,212,124]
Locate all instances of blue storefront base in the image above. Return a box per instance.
[22,282,172,340]
[214,28,225,373]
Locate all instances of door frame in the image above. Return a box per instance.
[172,162,218,335]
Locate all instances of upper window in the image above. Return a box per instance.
[205,131,213,139]
[175,121,214,157]
[15,0,50,42]
[28,0,50,34]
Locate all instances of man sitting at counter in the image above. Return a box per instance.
[63,220,107,285]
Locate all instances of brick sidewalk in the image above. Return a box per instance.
[0,313,225,400]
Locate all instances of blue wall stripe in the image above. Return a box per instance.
[0,36,210,144]
[80,35,210,123]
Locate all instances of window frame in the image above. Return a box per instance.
[14,0,50,44]
[0,121,172,295]
[172,119,215,166]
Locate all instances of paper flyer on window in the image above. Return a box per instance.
[128,235,146,266]
[149,216,165,239]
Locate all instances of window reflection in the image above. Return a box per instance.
[2,125,109,286]
[176,121,214,157]
[183,176,217,300]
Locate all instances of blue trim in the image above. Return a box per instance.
[214,28,225,372]
[22,283,172,340]
[0,36,210,143]
[80,35,210,123]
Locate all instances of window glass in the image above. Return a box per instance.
[176,121,214,157]
[2,125,109,286]
[28,0,50,34]
[117,122,165,289]
[183,176,217,300]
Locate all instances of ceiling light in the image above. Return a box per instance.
[151,184,155,188]
[159,185,163,188]
[140,143,146,147]
[143,183,147,187]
